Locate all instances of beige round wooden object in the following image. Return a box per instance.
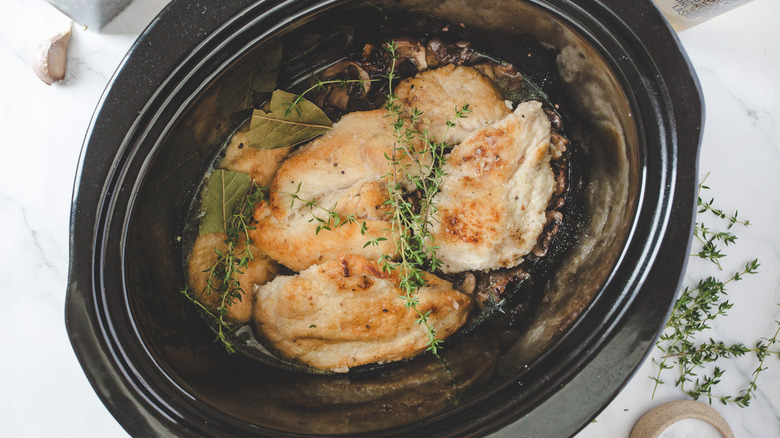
[630,400,734,438]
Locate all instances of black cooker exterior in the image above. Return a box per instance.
[66,0,702,436]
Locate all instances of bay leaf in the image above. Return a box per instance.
[198,169,252,235]
[245,89,332,150]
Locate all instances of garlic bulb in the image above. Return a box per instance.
[32,23,72,85]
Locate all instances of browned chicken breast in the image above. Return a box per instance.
[396,64,510,145]
[187,232,282,323]
[249,109,424,272]
[253,254,472,372]
[430,100,555,273]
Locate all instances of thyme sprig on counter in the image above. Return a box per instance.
[651,176,778,406]
[182,184,267,353]
[693,180,751,270]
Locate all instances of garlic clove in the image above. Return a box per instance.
[32,23,72,85]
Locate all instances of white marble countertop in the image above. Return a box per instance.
[0,0,777,436]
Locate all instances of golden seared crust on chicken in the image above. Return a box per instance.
[396,64,510,145]
[250,200,398,273]
[253,254,472,372]
[430,100,555,273]
[220,131,291,187]
[187,232,282,323]
[266,109,421,221]
[249,110,423,272]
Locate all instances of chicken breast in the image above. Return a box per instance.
[249,109,423,272]
[187,232,281,323]
[430,100,555,273]
[396,64,510,145]
[253,254,472,372]
[220,130,291,187]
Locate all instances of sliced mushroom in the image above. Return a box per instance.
[361,38,429,80]
[393,37,428,72]
[546,110,569,198]
[322,61,371,97]
[318,61,372,112]
[361,43,390,76]
[550,155,568,200]
[543,107,563,131]
[446,272,477,295]
[425,38,478,68]
[532,210,564,258]
[472,266,530,309]
[473,62,524,96]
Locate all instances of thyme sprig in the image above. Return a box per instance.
[283,182,368,235]
[651,177,778,406]
[182,184,267,353]
[377,41,470,355]
[285,77,377,117]
[692,174,751,270]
